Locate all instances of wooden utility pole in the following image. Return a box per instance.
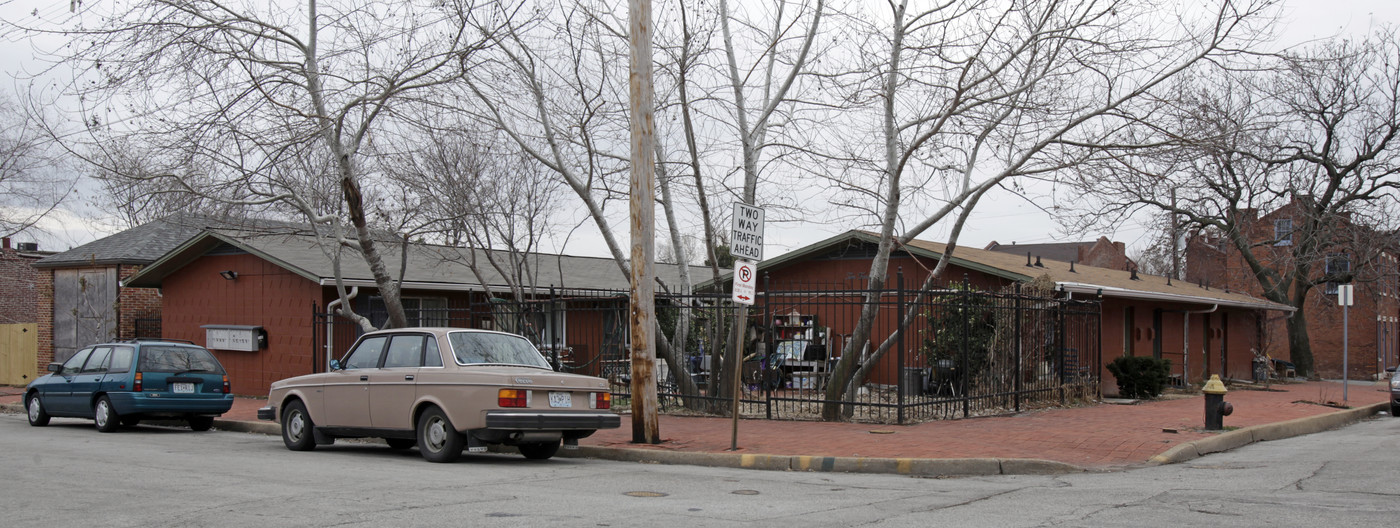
[628,0,660,444]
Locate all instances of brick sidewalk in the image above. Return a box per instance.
[3,380,1388,469]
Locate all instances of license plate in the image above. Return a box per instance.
[548,392,572,408]
[172,382,194,394]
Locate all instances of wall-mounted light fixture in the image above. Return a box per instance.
[219,270,238,281]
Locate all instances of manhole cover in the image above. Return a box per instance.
[732,490,760,495]
[624,491,669,498]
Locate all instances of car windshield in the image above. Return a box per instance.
[137,346,226,374]
[448,332,550,368]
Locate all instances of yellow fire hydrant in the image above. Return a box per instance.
[1202,374,1232,430]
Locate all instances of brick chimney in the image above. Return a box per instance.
[2,237,9,250]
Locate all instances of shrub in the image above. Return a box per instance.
[1106,356,1172,399]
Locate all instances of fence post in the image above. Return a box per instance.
[961,274,970,418]
[1014,283,1022,413]
[896,267,905,425]
[549,286,559,371]
[763,272,773,420]
[1058,295,1068,405]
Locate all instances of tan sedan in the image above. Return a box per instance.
[258,328,620,462]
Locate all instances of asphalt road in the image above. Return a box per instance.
[1,413,1396,527]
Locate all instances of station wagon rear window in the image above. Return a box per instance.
[448,332,550,368]
[137,346,227,374]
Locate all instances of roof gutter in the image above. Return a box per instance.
[1056,281,1295,312]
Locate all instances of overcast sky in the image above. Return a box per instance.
[2,0,1396,258]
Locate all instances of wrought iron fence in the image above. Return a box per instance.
[134,318,161,340]
[310,273,1101,425]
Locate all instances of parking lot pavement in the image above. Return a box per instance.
[2,379,1389,476]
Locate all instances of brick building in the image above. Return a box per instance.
[1185,201,1400,379]
[121,230,706,395]
[28,216,226,369]
[741,231,1294,394]
[0,237,52,325]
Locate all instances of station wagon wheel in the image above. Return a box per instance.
[188,416,214,432]
[416,407,463,463]
[518,441,561,460]
[94,396,120,433]
[26,393,50,426]
[281,400,317,451]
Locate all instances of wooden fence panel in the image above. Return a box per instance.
[0,323,39,386]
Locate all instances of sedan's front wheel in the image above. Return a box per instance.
[26,394,50,426]
[281,400,317,451]
[417,407,463,463]
[94,396,120,433]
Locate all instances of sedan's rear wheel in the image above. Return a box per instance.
[281,400,317,451]
[26,394,50,427]
[518,441,561,460]
[416,407,463,463]
[94,396,120,433]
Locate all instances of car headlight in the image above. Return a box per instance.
[1391,376,1400,389]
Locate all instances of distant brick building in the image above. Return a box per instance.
[984,237,1137,271]
[0,237,51,325]
[1185,201,1400,379]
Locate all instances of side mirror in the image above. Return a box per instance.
[329,359,343,371]
[46,362,64,374]
[1387,366,1396,374]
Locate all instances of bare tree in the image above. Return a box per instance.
[0,94,73,238]
[814,0,1274,419]
[43,0,517,330]
[387,127,563,304]
[1060,33,1400,375]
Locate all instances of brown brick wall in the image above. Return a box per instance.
[161,253,321,395]
[117,265,161,339]
[35,269,53,370]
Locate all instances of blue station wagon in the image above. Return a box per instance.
[24,339,235,432]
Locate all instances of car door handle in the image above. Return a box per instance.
[404,375,415,381]
[359,375,369,381]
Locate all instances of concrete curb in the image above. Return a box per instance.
[1148,401,1387,465]
[549,446,1082,478]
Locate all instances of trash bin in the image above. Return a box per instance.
[901,367,928,398]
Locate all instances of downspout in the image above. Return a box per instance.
[1178,304,1218,384]
[325,287,359,371]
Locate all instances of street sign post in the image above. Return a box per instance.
[1338,284,1353,401]
[728,203,764,452]
[731,203,765,262]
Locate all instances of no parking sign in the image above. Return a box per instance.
[732,260,756,305]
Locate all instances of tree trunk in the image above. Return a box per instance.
[1285,308,1314,377]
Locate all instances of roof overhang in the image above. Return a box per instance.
[1057,281,1296,312]
[121,231,322,288]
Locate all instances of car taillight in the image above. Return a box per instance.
[221,375,230,394]
[498,389,530,408]
[134,372,143,392]
[590,391,610,410]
